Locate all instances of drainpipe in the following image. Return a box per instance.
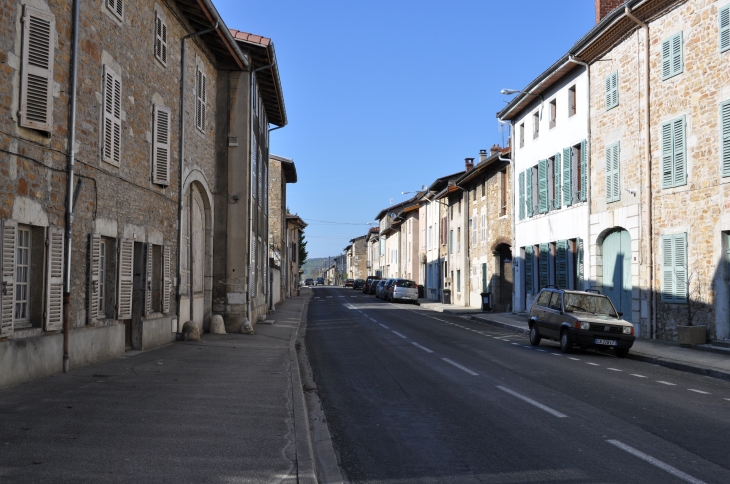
[567,55,591,293]
[624,5,653,338]
[176,21,219,329]
[497,121,515,312]
[62,0,81,373]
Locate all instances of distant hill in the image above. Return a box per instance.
[301,256,338,280]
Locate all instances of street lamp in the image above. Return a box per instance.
[501,88,544,119]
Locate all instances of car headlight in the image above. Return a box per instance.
[580,322,590,330]
[623,326,634,335]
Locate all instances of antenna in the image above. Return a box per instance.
[389,198,393,204]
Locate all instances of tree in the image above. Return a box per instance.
[298,231,308,267]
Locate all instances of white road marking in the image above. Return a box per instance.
[537,349,546,352]
[369,318,377,322]
[586,362,599,366]
[442,358,479,376]
[606,440,706,484]
[631,374,647,378]
[688,389,710,395]
[524,345,533,348]
[512,343,520,345]
[551,353,561,356]
[725,398,730,402]
[607,368,622,372]
[392,331,407,339]
[411,342,433,353]
[497,386,567,418]
[657,381,676,386]
[379,323,390,329]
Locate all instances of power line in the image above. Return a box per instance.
[303,218,376,226]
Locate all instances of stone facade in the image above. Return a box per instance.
[349,235,368,279]
[268,154,296,307]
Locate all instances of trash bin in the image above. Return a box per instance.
[442,288,451,305]
[418,285,425,298]
[480,292,492,312]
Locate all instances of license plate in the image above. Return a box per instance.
[401,296,410,299]
[595,338,618,346]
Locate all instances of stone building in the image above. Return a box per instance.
[366,227,380,277]
[375,198,414,279]
[268,154,297,307]
[285,214,306,294]
[348,234,368,280]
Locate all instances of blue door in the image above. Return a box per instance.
[603,230,632,321]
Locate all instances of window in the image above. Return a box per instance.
[662,32,683,80]
[548,292,562,311]
[661,116,686,188]
[449,205,453,220]
[537,159,548,214]
[520,123,525,148]
[428,226,432,249]
[605,71,619,110]
[536,290,551,307]
[262,158,268,212]
[721,5,730,53]
[195,67,207,131]
[106,0,124,21]
[154,13,168,65]
[568,85,576,117]
[19,6,55,132]
[14,226,30,323]
[500,169,507,216]
[457,227,461,253]
[721,100,730,177]
[458,199,461,214]
[152,105,170,185]
[480,212,486,243]
[533,111,539,139]
[606,142,621,202]
[662,233,687,303]
[102,65,122,166]
[569,140,587,202]
[549,99,557,129]
[482,181,486,199]
[441,217,447,245]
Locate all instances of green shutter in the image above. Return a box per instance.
[662,121,674,188]
[481,263,487,293]
[721,5,730,53]
[538,159,548,214]
[674,116,686,187]
[606,142,620,202]
[563,147,572,207]
[524,246,533,294]
[579,140,587,201]
[605,71,618,110]
[662,32,684,80]
[553,153,562,209]
[722,101,730,177]
[662,233,687,303]
[519,171,525,220]
[526,167,534,217]
[538,243,549,290]
[556,240,568,289]
[576,237,584,290]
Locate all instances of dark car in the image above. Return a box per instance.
[528,288,635,357]
[315,277,325,286]
[363,276,382,293]
[382,279,396,301]
[367,280,379,295]
[304,278,314,286]
[343,278,354,287]
[353,278,366,290]
[375,280,388,299]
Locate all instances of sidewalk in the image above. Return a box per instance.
[466,311,730,383]
[0,292,317,484]
[417,298,484,315]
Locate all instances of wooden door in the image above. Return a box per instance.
[191,186,205,327]
[603,230,632,321]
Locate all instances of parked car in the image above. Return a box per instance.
[389,279,419,304]
[367,280,379,295]
[375,280,388,299]
[304,278,314,286]
[363,276,381,293]
[343,278,354,287]
[353,279,365,290]
[382,279,396,301]
[527,287,635,357]
[315,277,325,286]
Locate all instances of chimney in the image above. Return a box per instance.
[595,0,623,23]
[479,149,488,164]
[465,157,475,172]
[490,144,501,156]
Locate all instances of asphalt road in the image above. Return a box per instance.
[305,286,730,484]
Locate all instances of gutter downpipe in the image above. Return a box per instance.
[497,151,514,312]
[625,5,654,339]
[176,21,219,330]
[567,55,591,293]
[63,0,81,373]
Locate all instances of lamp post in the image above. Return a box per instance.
[501,89,544,119]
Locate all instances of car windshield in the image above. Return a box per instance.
[396,280,415,288]
[563,293,617,317]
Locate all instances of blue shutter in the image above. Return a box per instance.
[518,171,525,220]
[722,101,730,177]
[553,153,562,209]
[662,121,674,188]
[563,147,572,207]
[538,159,548,214]
[662,233,687,303]
[524,246,534,294]
[579,140,587,202]
[662,32,684,80]
[556,240,568,289]
[576,237,584,290]
[673,116,686,187]
[526,167,534,217]
[538,243,549,290]
[606,71,618,110]
[606,142,620,202]
[721,5,730,53]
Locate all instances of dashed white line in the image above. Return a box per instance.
[688,389,710,395]
[411,342,434,353]
[607,368,622,372]
[379,323,390,329]
[551,353,561,356]
[537,349,546,353]
[512,343,520,345]
[657,381,676,386]
[568,357,580,361]
[631,374,647,378]
[442,358,479,376]
[606,440,706,484]
[524,345,533,348]
[369,318,377,322]
[497,386,567,418]
[392,331,407,339]
[586,362,599,366]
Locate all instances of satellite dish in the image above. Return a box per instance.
[390,213,397,220]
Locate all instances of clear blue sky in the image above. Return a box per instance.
[216,0,596,258]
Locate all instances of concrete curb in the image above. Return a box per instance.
[468,315,730,383]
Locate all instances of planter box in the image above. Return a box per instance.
[677,325,707,346]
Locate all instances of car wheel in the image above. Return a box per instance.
[615,348,629,358]
[529,325,541,346]
[559,330,573,353]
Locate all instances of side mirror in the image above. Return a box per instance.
[617,312,623,317]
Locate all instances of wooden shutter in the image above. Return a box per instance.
[441,217,447,245]
[662,120,673,188]
[152,105,170,185]
[19,7,55,132]
[88,234,101,324]
[1,220,17,336]
[563,147,572,207]
[576,237,584,290]
[471,216,477,245]
[102,66,122,166]
[553,153,561,210]
[116,238,133,319]
[606,142,620,202]
[579,140,587,201]
[673,116,686,187]
[518,171,525,220]
[722,101,730,177]
[556,240,568,289]
[524,246,533,295]
[162,245,171,314]
[154,14,167,65]
[44,226,64,331]
[538,243,549,290]
[480,213,486,242]
[721,5,730,53]
[526,167,534,217]
[144,243,153,315]
[662,33,683,80]
[538,159,548,214]
[195,67,206,131]
[106,0,123,21]
[605,71,618,110]
[662,233,687,303]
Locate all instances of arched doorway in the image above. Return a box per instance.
[496,244,513,311]
[602,229,632,321]
[179,180,211,331]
